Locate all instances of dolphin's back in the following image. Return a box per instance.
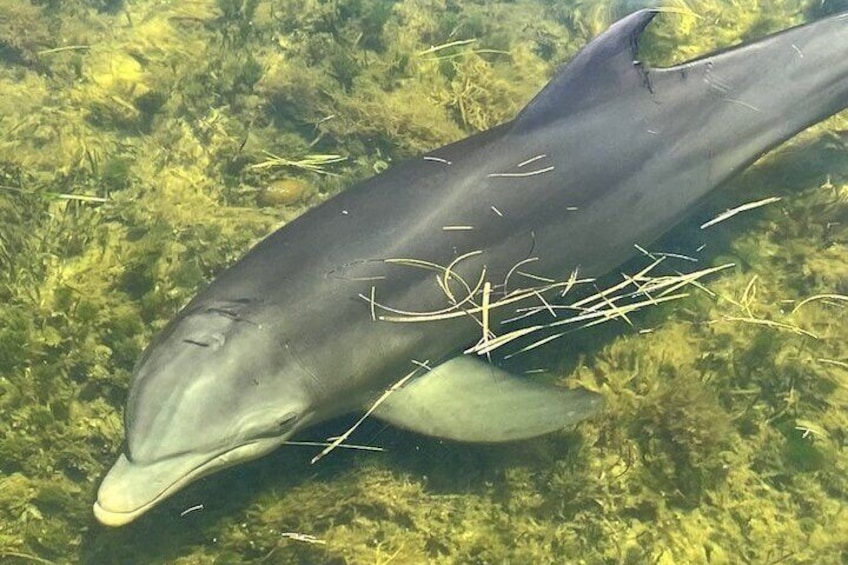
[192,9,848,385]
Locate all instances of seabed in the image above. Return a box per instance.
[0,0,845,563]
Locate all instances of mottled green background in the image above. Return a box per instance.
[0,0,846,563]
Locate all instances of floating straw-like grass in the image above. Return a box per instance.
[817,358,848,370]
[792,293,848,313]
[0,184,108,203]
[700,196,782,229]
[310,362,428,464]
[0,551,56,565]
[417,39,477,56]
[285,440,384,453]
[362,251,734,357]
[719,315,819,339]
[248,151,346,175]
[280,532,326,545]
[713,275,824,338]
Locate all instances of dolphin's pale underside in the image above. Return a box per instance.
[94,9,848,526]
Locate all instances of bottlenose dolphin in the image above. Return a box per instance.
[94,9,848,526]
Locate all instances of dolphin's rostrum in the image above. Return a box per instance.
[94,9,848,526]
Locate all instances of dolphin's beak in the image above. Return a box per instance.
[93,452,207,526]
[94,439,283,526]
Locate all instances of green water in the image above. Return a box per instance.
[0,0,846,563]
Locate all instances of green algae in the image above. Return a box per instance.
[0,0,846,563]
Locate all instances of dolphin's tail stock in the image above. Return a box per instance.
[516,9,848,173]
[648,10,848,184]
[505,9,848,271]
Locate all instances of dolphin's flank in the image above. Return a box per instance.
[94,9,848,526]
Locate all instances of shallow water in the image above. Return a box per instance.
[0,0,846,563]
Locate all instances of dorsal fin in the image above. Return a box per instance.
[512,9,659,134]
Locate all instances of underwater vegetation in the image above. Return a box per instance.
[0,0,845,563]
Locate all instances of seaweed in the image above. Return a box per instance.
[0,0,54,69]
[0,0,846,563]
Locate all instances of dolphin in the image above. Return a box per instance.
[94,9,848,526]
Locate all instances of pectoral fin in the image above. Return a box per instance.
[372,356,602,442]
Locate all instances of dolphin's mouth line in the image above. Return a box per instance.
[94,439,277,526]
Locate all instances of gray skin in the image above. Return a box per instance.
[95,9,848,526]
